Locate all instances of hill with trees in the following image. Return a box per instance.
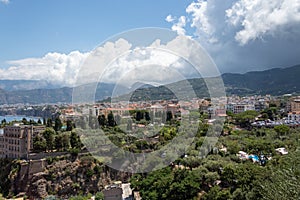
[0,65,299,104]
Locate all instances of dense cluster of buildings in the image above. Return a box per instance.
[62,99,200,123]
[0,124,45,159]
[287,97,300,121]
[225,95,271,114]
[1,95,300,160]
[61,95,290,120]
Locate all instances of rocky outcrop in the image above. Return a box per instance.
[6,155,132,199]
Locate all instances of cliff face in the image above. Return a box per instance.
[7,156,131,199]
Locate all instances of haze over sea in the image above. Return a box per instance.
[0,115,41,123]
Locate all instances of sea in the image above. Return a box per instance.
[0,115,42,135]
[0,115,41,123]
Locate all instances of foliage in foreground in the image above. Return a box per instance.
[130,127,300,200]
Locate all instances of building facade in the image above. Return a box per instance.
[226,103,256,114]
[289,98,300,112]
[287,111,300,121]
[0,134,4,158]
[0,124,45,159]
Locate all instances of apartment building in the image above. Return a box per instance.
[0,133,4,159]
[287,111,300,121]
[255,99,268,111]
[226,103,255,114]
[0,124,45,159]
[289,98,300,112]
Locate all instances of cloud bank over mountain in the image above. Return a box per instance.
[167,0,300,73]
[1,51,89,87]
[1,36,210,87]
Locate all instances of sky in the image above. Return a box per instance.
[0,0,300,87]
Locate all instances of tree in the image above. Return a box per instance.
[107,112,116,127]
[221,165,236,186]
[274,124,290,137]
[262,107,278,120]
[55,133,70,151]
[260,152,300,200]
[22,117,28,125]
[234,110,258,128]
[131,167,202,200]
[55,134,64,151]
[70,131,81,149]
[29,119,35,125]
[33,135,47,152]
[54,117,62,132]
[1,118,6,125]
[136,110,144,121]
[97,114,106,127]
[42,128,56,151]
[95,192,104,200]
[145,111,151,121]
[66,120,73,131]
[46,118,53,127]
[204,172,220,185]
[166,111,173,122]
[37,118,42,124]
[62,133,70,150]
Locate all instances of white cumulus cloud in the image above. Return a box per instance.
[166,0,300,73]
[1,51,89,87]
[1,39,134,87]
[0,0,10,4]
[226,0,300,45]
[186,0,213,36]
[77,36,204,88]
[171,16,187,35]
[165,15,175,23]
[2,36,207,87]
[179,0,300,45]
[166,15,187,35]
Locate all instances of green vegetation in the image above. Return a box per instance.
[72,107,300,200]
[0,159,20,197]
[260,151,300,200]
[234,110,258,128]
[95,192,104,200]
[1,103,299,199]
[128,109,300,200]
[32,116,80,153]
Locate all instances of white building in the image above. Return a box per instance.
[287,111,300,121]
[226,103,255,114]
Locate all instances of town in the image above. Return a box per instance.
[0,94,299,199]
[1,94,299,160]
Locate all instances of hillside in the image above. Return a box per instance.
[124,65,300,101]
[0,65,299,104]
[222,65,300,95]
[0,83,117,104]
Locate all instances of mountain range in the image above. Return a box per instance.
[0,65,299,104]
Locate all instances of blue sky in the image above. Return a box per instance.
[0,0,300,86]
[0,0,190,64]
